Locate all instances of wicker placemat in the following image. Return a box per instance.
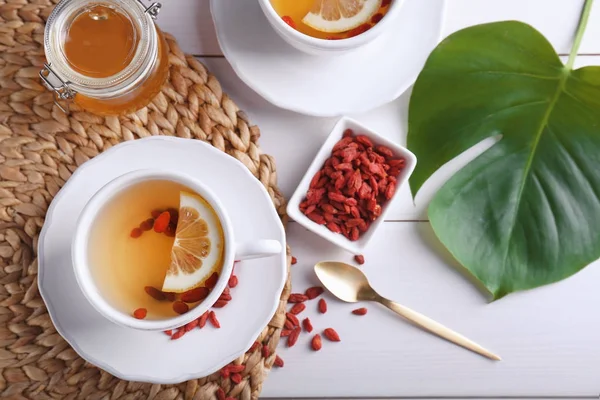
[0,1,292,398]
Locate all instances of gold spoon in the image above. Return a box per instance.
[314,261,501,361]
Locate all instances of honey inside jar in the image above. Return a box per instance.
[43,0,170,115]
[64,5,139,78]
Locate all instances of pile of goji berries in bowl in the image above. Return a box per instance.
[287,117,417,254]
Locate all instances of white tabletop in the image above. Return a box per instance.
[157,1,600,398]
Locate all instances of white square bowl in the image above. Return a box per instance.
[287,116,417,255]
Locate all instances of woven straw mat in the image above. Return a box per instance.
[0,1,293,399]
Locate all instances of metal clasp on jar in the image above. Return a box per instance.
[137,0,161,19]
[39,63,75,113]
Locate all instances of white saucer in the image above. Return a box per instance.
[210,0,445,117]
[37,137,287,384]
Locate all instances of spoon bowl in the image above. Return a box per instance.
[315,261,377,303]
[314,261,501,361]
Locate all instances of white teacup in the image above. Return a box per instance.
[72,169,282,331]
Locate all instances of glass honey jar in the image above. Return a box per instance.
[41,0,169,115]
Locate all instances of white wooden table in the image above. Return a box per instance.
[158,1,600,398]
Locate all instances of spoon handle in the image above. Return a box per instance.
[378,297,501,361]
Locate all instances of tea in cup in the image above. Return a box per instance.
[72,169,282,331]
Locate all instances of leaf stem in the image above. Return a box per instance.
[566,0,595,70]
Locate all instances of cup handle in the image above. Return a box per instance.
[235,240,282,261]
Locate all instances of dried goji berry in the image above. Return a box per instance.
[302,318,313,333]
[291,256,297,265]
[130,228,142,238]
[307,212,326,225]
[171,329,186,340]
[326,222,341,233]
[282,15,296,29]
[219,291,232,301]
[347,23,371,38]
[385,182,396,200]
[151,209,163,219]
[153,211,170,233]
[371,13,384,24]
[139,218,154,231]
[333,137,354,151]
[181,287,210,303]
[316,176,329,188]
[208,311,220,328]
[288,293,308,303]
[164,330,172,336]
[249,341,260,353]
[216,388,226,400]
[280,329,292,337]
[309,171,322,188]
[346,218,362,228]
[290,303,306,315]
[228,364,244,373]
[228,274,238,288]
[354,255,365,265]
[213,299,229,308]
[133,308,147,319]
[376,145,394,157]
[321,204,337,214]
[367,198,377,212]
[274,355,284,367]
[205,272,219,289]
[284,319,295,330]
[355,135,373,148]
[318,298,327,314]
[286,312,299,327]
[172,301,189,315]
[144,286,166,301]
[343,128,354,138]
[287,327,301,347]
[311,334,322,351]
[220,366,231,378]
[328,192,346,203]
[231,373,242,384]
[185,319,199,331]
[305,286,324,300]
[352,307,368,315]
[262,344,270,358]
[334,162,353,171]
[323,328,341,342]
[198,311,209,328]
[388,158,405,168]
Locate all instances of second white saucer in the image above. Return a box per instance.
[210,0,445,117]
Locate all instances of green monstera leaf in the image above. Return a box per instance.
[408,3,600,299]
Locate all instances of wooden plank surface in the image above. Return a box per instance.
[152,0,600,397]
[261,223,600,398]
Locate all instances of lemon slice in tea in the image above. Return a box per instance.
[161,191,225,293]
[302,0,382,33]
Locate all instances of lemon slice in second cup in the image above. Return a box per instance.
[162,191,225,293]
[302,0,382,33]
